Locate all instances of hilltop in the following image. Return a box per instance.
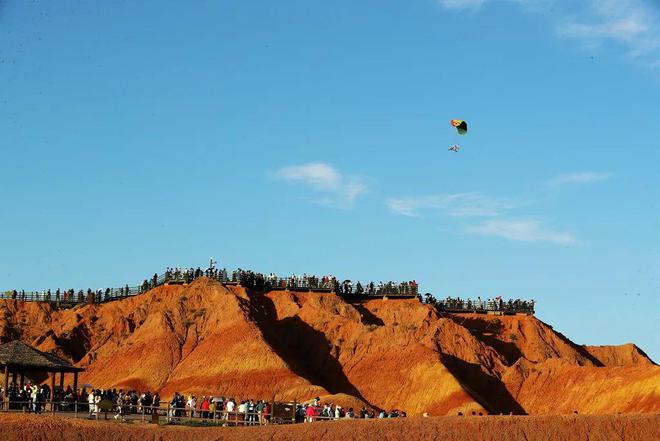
[0,278,658,415]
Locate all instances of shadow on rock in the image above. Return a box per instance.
[351,304,385,327]
[440,353,527,415]
[448,316,522,366]
[245,290,378,409]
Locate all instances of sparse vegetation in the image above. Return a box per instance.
[166,419,225,427]
[182,318,194,328]
[423,293,438,306]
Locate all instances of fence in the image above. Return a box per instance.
[2,269,419,306]
[437,298,535,315]
[0,399,298,426]
[2,287,144,304]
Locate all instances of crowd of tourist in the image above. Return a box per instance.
[4,286,142,304]
[423,294,535,314]
[3,266,419,304]
[163,392,271,424]
[0,384,52,413]
[3,264,536,314]
[297,397,406,422]
[160,266,419,297]
[0,384,405,425]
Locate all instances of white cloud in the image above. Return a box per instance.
[548,172,612,186]
[464,219,577,245]
[437,0,660,68]
[387,191,579,245]
[437,0,488,10]
[275,162,367,207]
[437,0,530,11]
[386,193,516,218]
[557,0,660,63]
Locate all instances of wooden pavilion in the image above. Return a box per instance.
[0,341,84,399]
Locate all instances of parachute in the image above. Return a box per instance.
[450,119,468,135]
[449,119,467,152]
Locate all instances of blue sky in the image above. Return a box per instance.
[1,1,658,360]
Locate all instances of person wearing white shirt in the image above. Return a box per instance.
[88,391,96,415]
[94,392,101,415]
[225,399,235,421]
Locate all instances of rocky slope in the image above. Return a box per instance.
[1,278,658,415]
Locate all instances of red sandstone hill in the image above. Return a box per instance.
[1,278,658,415]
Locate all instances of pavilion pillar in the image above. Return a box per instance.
[50,371,55,410]
[59,371,64,390]
[3,365,8,395]
[19,371,25,389]
[11,371,17,388]
[73,372,78,401]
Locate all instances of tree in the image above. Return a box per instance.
[423,292,437,306]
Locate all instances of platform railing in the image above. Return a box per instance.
[438,300,535,315]
[0,399,297,426]
[2,270,420,304]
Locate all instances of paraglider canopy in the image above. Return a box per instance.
[450,119,468,135]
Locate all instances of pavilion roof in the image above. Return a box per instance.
[0,340,84,372]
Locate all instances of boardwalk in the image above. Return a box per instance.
[2,266,534,315]
[1,267,419,306]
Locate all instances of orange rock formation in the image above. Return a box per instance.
[1,278,658,415]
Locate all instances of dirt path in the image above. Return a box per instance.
[1,413,658,441]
